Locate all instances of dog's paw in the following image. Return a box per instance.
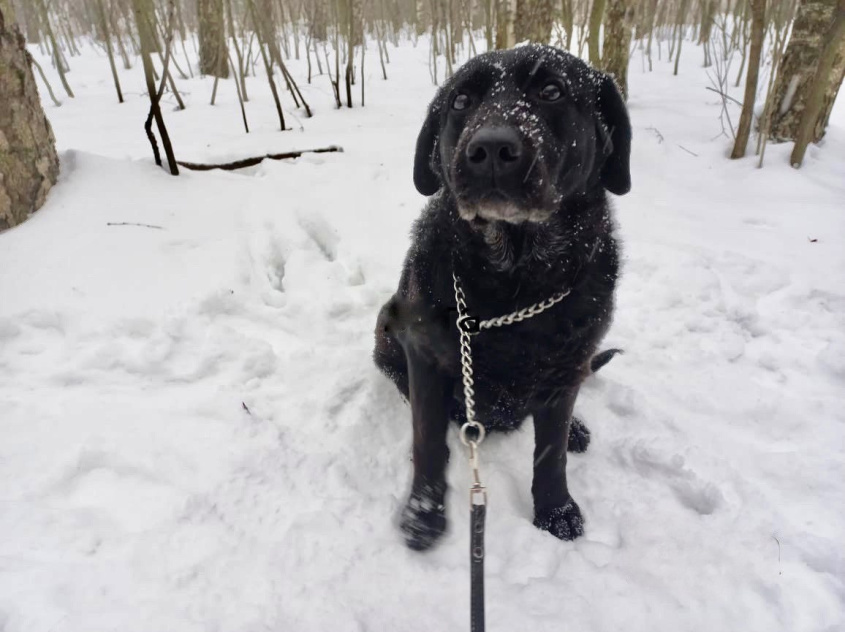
[533,499,584,541]
[567,417,591,453]
[400,489,447,551]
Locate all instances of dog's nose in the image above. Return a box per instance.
[465,127,524,177]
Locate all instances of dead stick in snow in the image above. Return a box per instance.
[177,146,343,171]
[107,222,165,229]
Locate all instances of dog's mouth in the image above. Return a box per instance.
[457,193,553,224]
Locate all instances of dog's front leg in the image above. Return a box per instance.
[399,344,452,551]
[531,390,585,541]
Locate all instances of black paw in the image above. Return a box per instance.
[567,417,591,453]
[399,487,447,551]
[533,499,584,541]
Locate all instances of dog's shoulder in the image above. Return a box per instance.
[399,194,455,303]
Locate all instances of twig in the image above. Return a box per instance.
[772,535,782,575]
[177,145,343,171]
[107,222,164,229]
[705,86,742,106]
[677,144,699,157]
[646,126,665,143]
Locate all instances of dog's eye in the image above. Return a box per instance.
[452,93,471,111]
[539,82,563,102]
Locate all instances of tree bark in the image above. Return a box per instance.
[514,0,554,43]
[0,0,59,230]
[602,0,633,98]
[588,0,607,65]
[495,0,516,48]
[790,2,845,165]
[198,0,229,77]
[769,0,845,142]
[731,0,766,159]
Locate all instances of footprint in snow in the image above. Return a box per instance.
[628,444,724,516]
[296,210,339,262]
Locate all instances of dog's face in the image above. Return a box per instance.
[414,45,631,224]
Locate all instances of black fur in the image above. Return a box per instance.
[374,45,631,551]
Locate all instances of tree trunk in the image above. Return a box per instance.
[769,0,845,142]
[790,2,845,165]
[602,0,633,98]
[589,0,608,65]
[198,0,229,77]
[495,0,516,48]
[731,0,766,159]
[0,0,59,231]
[14,0,40,43]
[514,0,554,43]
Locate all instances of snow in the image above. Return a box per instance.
[2,34,844,632]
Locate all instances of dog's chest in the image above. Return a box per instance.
[450,300,598,429]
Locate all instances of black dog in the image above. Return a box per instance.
[374,44,631,551]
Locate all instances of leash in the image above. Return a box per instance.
[452,273,572,632]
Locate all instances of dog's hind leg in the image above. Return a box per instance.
[373,298,409,398]
[531,390,585,541]
[398,345,452,551]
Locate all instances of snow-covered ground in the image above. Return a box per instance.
[1,34,844,632]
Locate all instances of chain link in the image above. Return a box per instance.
[453,272,571,448]
[479,290,571,330]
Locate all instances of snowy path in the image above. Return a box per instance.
[1,40,844,631]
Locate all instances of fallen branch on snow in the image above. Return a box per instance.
[176,146,344,172]
[107,222,164,230]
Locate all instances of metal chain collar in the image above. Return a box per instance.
[453,271,571,451]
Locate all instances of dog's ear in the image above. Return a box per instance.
[413,104,442,196]
[595,74,631,196]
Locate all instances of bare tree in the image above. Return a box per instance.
[514,0,555,43]
[790,0,845,165]
[198,0,229,77]
[588,0,606,64]
[769,0,845,142]
[496,0,516,48]
[0,0,60,230]
[602,0,634,97]
[731,0,766,158]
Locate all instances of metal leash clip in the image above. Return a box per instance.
[466,437,487,508]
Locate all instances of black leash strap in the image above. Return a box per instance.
[470,489,487,632]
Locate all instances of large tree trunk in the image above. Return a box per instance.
[514,0,554,43]
[495,0,516,48]
[602,0,633,98]
[768,0,845,142]
[790,2,845,165]
[0,0,59,231]
[731,0,766,159]
[198,0,229,77]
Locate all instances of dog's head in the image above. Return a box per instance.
[413,45,631,224]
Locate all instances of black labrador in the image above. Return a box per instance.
[373,44,631,551]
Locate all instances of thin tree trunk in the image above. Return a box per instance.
[589,0,607,64]
[133,0,178,174]
[36,0,73,97]
[95,0,123,103]
[30,56,61,106]
[731,0,766,158]
[603,0,633,97]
